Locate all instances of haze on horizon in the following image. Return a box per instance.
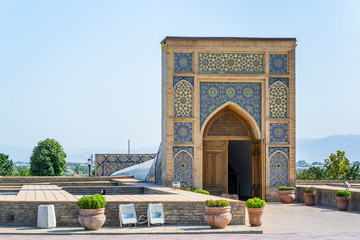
[1,0,360,154]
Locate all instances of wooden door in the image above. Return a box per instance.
[203,140,228,195]
[251,139,265,199]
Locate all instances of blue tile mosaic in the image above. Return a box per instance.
[95,154,155,176]
[174,79,193,118]
[269,78,289,88]
[173,76,194,87]
[174,53,193,72]
[269,147,289,188]
[173,151,193,187]
[269,79,288,119]
[173,146,194,157]
[269,123,288,143]
[200,82,262,130]
[269,54,288,73]
[174,122,193,142]
[198,53,264,73]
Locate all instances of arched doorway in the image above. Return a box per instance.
[202,105,264,199]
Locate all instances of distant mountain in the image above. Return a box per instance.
[0,145,159,163]
[297,135,360,163]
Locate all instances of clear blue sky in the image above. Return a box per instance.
[0,0,359,152]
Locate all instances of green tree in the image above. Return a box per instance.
[30,138,67,176]
[74,164,80,174]
[345,162,360,180]
[324,150,349,180]
[0,153,14,176]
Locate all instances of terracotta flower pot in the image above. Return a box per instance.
[279,190,295,203]
[78,208,106,230]
[337,197,350,211]
[204,206,232,229]
[304,193,316,206]
[247,208,264,227]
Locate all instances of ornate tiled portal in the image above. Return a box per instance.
[200,82,262,129]
[160,37,296,201]
[269,147,289,188]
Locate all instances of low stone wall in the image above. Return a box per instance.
[0,176,127,184]
[63,186,145,195]
[296,186,360,211]
[296,180,360,185]
[0,201,244,226]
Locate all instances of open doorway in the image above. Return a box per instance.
[228,140,252,200]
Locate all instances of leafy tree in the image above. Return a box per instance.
[0,153,14,176]
[324,150,349,180]
[30,138,67,176]
[75,164,80,174]
[345,162,360,180]
[297,167,328,180]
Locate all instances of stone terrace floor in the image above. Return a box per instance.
[1,202,360,239]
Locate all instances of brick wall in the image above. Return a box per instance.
[0,201,244,226]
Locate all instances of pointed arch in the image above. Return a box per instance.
[201,101,261,139]
[269,150,288,188]
[173,150,193,186]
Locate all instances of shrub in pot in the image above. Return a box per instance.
[278,186,296,203]
[303,187,316,206]
[77,194,107,230]
[336,190,351,211]
[246,197,265,227]
[204,199,232,229]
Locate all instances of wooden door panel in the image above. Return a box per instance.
[203,140,227,195]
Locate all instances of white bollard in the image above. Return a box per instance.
[37,205,56,228]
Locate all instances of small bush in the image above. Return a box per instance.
[336,190,351,197]
[205,199,230,207]
[77,194,106,209]
[246,197,265,208]
[278,186,296,191]
[194,189,209,195]
[303,187,316,194]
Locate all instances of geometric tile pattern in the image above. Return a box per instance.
[269,147,289,188]
[174,122,193,142]
[174,53,193,72]
[200,82,262,130]
[269,77,289,88]
[173,76,194,87]
[269,54,288,73]
[269,123,288,143]
[95,154,156,176]
[173,146,194,157]
[269,81,288,118]
[174,80,193,118]
[173,150,193,187]
[198,53,264,73]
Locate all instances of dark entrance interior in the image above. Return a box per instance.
[228,140,252,200]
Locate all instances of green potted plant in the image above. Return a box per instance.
[204,199,232,229]
[336,190,351,211]
[278,186,296,203]
[303,187,316,206]
[246,197,265,227]
[77,194,107,230]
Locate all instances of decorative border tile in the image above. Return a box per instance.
[95,154,156,176]
[198,53,264,73]
[269,80,288,119]
[173,76,194,87]
[269,54,288,73]
[173,150,193,186]
[269,147,289,188]
[269,123,288,143]
[174,53,193,72]
[200,82,262,130]
[173,146,194,157]
[174,122,193,142]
